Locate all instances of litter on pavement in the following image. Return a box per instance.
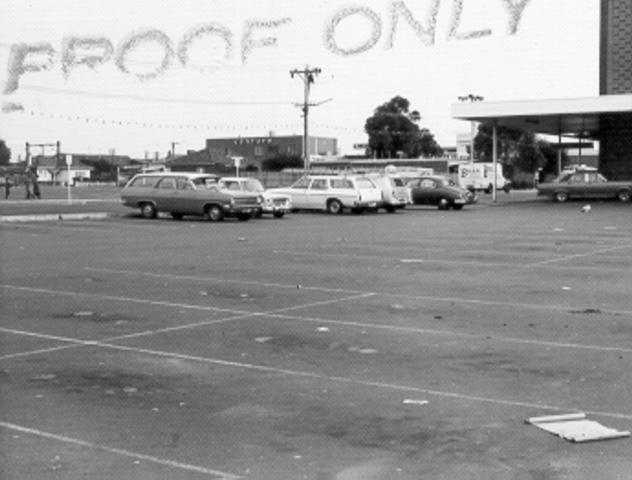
[526,412,630,443]
[403,399,429,406]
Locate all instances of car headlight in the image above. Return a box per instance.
[257,195,264,205]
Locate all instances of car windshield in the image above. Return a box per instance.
[243,179,265,192]
[555,173,574,183]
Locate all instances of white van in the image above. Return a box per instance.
[452,162,511,193]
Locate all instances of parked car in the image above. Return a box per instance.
[537,169,632,202]
[407,175,477,210]
[269,174,382,214]
[218,177,292,218]
[366,173,411,212]
[120,172,262,221]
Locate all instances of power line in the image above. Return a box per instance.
[3,83,295,106]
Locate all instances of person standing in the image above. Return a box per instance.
[31,167,41,199]
[24,169,33,199]
[4,174,11,199]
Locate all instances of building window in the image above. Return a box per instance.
[254,146,264,157]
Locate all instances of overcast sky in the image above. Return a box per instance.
[0,0,600,160]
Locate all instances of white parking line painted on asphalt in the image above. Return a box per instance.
[82,268,632,315]
[44,340,632,422]
[0,285,374,359]
[3,283,632,357]
[3,322,632,422]
[7,325,632,420]
[0,421,239,479]
[283,248,632,271]
[527,243,632,267]
[85,266,370,294]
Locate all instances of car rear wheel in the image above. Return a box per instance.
[617,190,631,202]
[452,204,464,210]
[554,191,568,203]
[327,199,343,214]
[273,211,285,218]
[438,198,450,210]
[171,212,183,220]
[140,203,157,219]
[205,205,224,222]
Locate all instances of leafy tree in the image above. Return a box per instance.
[365,96,442,158]
[0,140,11,165]
[81,158,118,182]
[473,122,523,163]
[261,154,303,171]
[474,122,563,173]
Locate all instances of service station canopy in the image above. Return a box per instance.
[451,94,632,139]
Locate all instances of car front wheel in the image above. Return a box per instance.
[140,203,157,219]
[617,190,631,202]
[554,191,568,202]
[438,198,450,210]
[206,205,224,222]
[273,211,285,218]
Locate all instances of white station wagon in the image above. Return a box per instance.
[269,174,382,214]
[218,177,292,218]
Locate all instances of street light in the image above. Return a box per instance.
[458,94,484,161]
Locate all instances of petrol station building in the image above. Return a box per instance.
[452,0,632,183]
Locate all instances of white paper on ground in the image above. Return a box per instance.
[526,413,630,443]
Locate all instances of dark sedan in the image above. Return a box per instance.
[537,170,632,202]
[407,176,477,210]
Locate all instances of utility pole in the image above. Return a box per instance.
[170,142,179,159]
[290,66,321,170]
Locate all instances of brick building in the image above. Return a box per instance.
[205,135,338,167]
[599,0,632,178]
[169,135,338,172]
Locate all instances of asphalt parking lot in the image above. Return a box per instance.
[1,194,632,479]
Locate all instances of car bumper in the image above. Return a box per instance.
[353,200,379,208]
[262,203,291,214]
[223,205,258,216]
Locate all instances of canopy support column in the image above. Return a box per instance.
[558,132,562,175]
[492,121,498,202]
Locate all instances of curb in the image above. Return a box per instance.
[0,212,112,223]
